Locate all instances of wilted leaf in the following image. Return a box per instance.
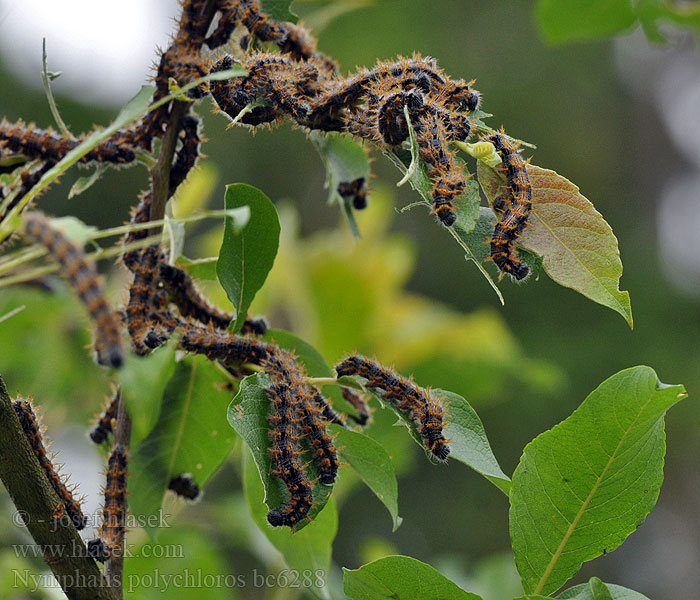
[558,578,650,600]
[478,162,632,327]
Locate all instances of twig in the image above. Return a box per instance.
[0,375,118,600]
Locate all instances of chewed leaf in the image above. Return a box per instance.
[478,162,632,327]
[510,366,687,596]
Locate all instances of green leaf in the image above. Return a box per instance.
[261,0,298,23]
[228,373,333,532]
[329,424,402,531]
[510,366,687,596]
[352,379,510,493]
[478,163,632,326]
[49,216,98,246]
[243,449,336,600]
[120,341,176,446]
[176,256,219,280]
[440,389,511,495]
[343,555,483,600]
[536,0,637,43]
[558,578,650,600]
[68,165,106,199]
[129,356,236,537]
[217,183,280,332]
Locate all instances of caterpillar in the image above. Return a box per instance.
[341,388,372,427]
[122,245,174,355]
[22,211,124,369]
[486,131,532,281]
[87,443,128,563]
[0,119,136,165]
[89,387,120,445]
[168,474,201,501]
[337,177,368,210]
[13,398,87,530]
[414,111,466,227]
[297,390,340,485]
[263,351,314,527]
[335,355,450,461]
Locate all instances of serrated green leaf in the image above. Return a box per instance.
[478,162,632,326]
[329,424,402,531]
[228,373,332,532]
[261,0,298,23]
[243,449,336,600]
[536,0,637,43]
[129,355,236,538]
[120,341,176,446]
[343,555,483,600]
[217,183,280,332]
[510,366,687,596]
[558,578,650,600]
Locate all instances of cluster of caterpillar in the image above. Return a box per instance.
[335,355,450,461]
[87,444,128,563]
[13,398,87,530]
[486,132,533,280]
[208,49,480,226]
[22,211,124,369]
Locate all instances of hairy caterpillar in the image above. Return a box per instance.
[263,350,315,527]
[168,474,201,501]
[335,355,450,461]
[13,398,87,530]
[23,211,124,369]
[0,119,136,165]
[87,444,128,563]
[487,132,532,281]
[341,388,372,427]
[89,387,120,445]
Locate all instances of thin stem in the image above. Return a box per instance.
[42,38,74,140]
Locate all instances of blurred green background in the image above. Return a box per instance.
[1,1,699,598]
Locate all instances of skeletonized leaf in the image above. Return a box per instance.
[510,366,686,596]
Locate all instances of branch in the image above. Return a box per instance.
[0,374,118,600]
